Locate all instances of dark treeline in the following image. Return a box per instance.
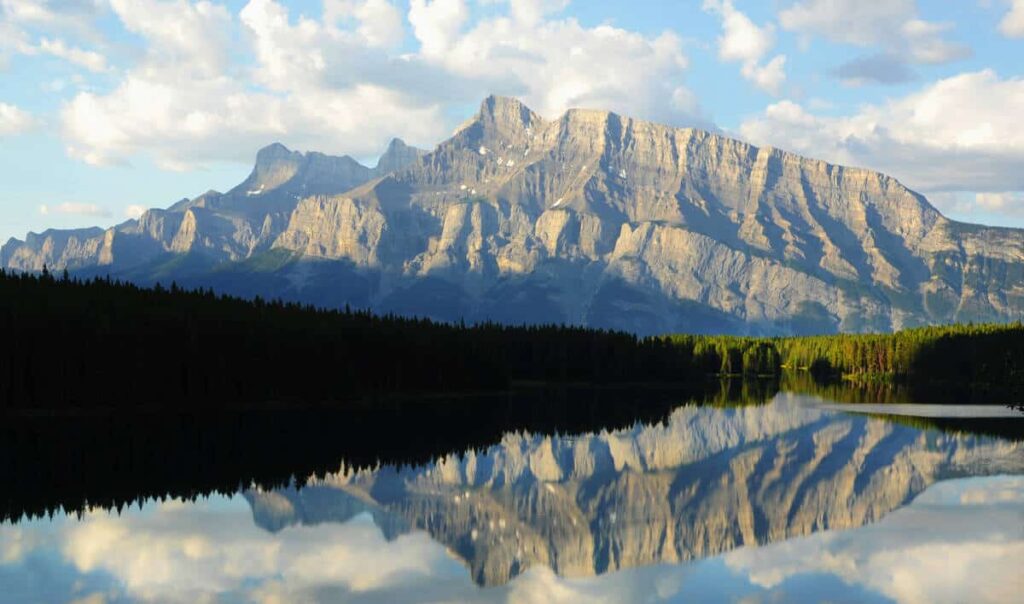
[3,269,1024,411]
[0,269,696,410]
[1,383,763,522]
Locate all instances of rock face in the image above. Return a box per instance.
[5,96,1024,334]
[244,395,1024,586]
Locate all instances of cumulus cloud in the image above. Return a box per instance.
[0,101,34,135]
[108,0,232,76]
[39,202,111,217]
[702,0,787,95]
[1001,0,1024,37]
[738,70,1024,201]
[780,0,970,86]
[408,0,468,56]
[323,0,405,48]
[58,0,704,169]
[428,14,698,123]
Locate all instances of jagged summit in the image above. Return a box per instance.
[478,95,540,129]
[254,141,296,163]
[4,95,1024,334]
[375,138,426,174]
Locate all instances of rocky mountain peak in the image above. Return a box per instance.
[470,95,542,139]
[248,142,306,193]
[375,138,426,175]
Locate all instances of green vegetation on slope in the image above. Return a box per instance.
[666,323,1024,388]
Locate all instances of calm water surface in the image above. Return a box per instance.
[2,392,1023,603]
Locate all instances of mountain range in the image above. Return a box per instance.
[5,96,1024,335]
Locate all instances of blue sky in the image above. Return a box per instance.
[1,0,1023,243]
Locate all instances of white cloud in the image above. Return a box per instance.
[0,0,102,31]
[703,0,787,95]
[39,202,110,217]
[60,0,449,168]
[37,36,106,71]
[741,54,786,96]
[423,10,700,125]
[1001,0,1024,37]
[974,192,1024,215]
[0,101,34,135]
[107,0,232,77]
[59,0,704,169]
[124,204,147,219]
[507,0,571,26]
[738,70,1024,196]
[780,0,914,46]
[780,0,970,71]
[324,0,405,48]
[408,0,468,56]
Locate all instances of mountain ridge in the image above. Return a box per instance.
[5,96,1024,335]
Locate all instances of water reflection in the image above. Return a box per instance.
[245,394,1024,587]
[1,393,1023,603]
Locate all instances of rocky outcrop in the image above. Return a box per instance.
[245,395,1024,586]
[5,96,1024,333]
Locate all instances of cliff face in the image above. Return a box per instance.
[5,96,1024,334]
[245,396,1024,587]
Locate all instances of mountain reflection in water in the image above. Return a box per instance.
[1,393,1023,603]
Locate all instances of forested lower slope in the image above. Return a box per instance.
[2,269,1021,411]
[0,269,693,410]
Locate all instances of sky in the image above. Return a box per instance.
[1,0,1023,243]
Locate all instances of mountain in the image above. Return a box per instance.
[5,96,1024,334]
[0,138,426,275]
[244,396,1024,586]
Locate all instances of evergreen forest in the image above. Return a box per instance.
[2,268,1022,412]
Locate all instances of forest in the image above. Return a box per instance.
[2,268,1022,412]
[0,268,696,410]
[667,323,1024,388]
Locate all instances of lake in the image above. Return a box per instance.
[1,385,1023,603]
